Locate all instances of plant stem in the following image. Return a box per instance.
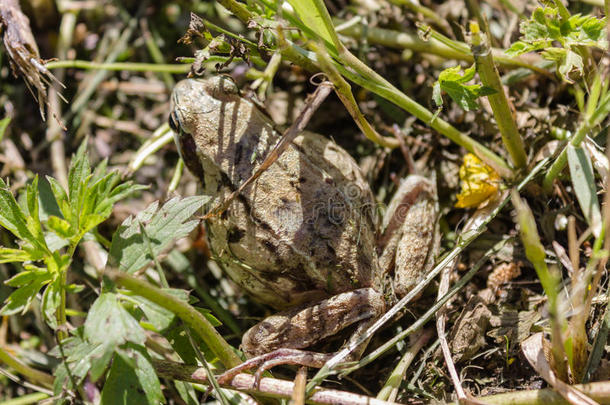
[217,0,513,177]
[336,21,549,75]
[108,270,243,369]
[543,90,610,190]
[0,393,50,405]
[334,48,513,177]
[469,22,527,170]
[45,60,192,73]
[386,0,450,33]
[0,346,54,388]
[473,380,610,404]
[313,43,400,148]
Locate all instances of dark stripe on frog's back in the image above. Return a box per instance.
[206,132,378,308]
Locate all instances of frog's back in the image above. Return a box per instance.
[172,77,379,309]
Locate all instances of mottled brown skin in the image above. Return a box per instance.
[170,76,438,359]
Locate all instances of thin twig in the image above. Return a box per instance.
[152,359,400,405]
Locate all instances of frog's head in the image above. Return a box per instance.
[169,76,239,136]
[169,76,241,183]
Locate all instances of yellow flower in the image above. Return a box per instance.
[455,153,501,208]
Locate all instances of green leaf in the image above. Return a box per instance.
[100,343,163,405]
[286,0,337,50]
[67,140,92,230]
[4,265,47,286]
[542,48,583,83]
[109,196,208,274]
[47,216,73,239]
[0,247,37,263]
[0,271,53,315]
[129,294,176,331]
[46,176,69,221]
[84,292,146,347]
[567,144,602,238]
[0,117,10,141]
[506,6,607,58]
[0,178,44,250]
[41,277,63,328]
[51,328,109,394]
[433,65,496,111]
[511,190,560,301]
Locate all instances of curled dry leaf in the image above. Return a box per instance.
[0,0,63,120]
[522,332,599,405]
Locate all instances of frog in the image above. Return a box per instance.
[168,75,439,380]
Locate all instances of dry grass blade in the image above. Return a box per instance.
[0,0,64,121]
[522,333,599,405]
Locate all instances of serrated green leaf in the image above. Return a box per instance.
[567,144,602,238]
[434,65,496,111]
[79,213,107,236]
[46,176,69,220]
[47,215,73,239]
[85,292,146,346]
[542,47,583,82]
[0,247,36,263]
[109,196,208,274]
[100,343,163,405]
[51,328,110,394]
[5,266,49,287]
[0,271,53,315]
[507,6,607,60]
[0,178,42,248]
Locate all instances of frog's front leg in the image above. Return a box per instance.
[214,288,385,386]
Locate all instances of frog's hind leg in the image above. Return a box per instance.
[214,288,385,386]
[378,175,439,298]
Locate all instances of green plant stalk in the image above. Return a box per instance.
[168,158,184,194]
[337,21,549,75]
[470,24,527,169]
[218,0,512,176]
[0,346,54,388]
[473,380,610,404]
[142,22,175,89]
[45,60,192,73]
[0,393,51,405]
[321,6,513,174]
[333,52,513,177]
[512,190,568,380]
[108,270,242,369]
[312,43,400,148]
[376,329,432,401]
[386,0,449,33]
[543,90,610,190]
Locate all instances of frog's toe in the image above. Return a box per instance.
[216,349,332,389]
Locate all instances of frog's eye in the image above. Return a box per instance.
[218,76,239,95]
